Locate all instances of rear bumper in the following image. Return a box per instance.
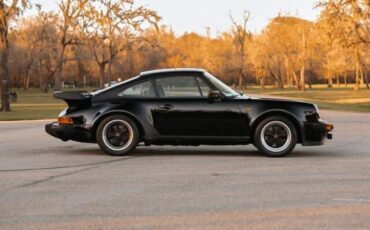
[45,122,94,143]
[302,120,333,146]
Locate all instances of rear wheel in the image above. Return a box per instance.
[254,116,297,157]
[96,115,139,156]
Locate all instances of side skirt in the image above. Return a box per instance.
[143,136,251,146]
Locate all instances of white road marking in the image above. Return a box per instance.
[333,198,370,203]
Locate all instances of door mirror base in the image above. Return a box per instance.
[208,90,222,103]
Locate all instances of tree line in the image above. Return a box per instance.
[1,0,369,111]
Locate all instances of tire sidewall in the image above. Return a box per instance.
[254,116,297,157]
[96,115,139,156]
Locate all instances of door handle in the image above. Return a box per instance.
[159,104,174,110]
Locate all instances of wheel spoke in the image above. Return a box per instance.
[265,127,274,136]
[277,128,287,137]
[108,136,120,146]
[261,122,292,151]
[105,121,132,148]
[276,138,286,147]
[265,136,275,146]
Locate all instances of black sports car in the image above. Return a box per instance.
[45,68,333,157]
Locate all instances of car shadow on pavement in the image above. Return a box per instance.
[132,149,262,158]
[64,145,334,158]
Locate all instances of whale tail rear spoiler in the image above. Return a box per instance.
[54,91,92,112]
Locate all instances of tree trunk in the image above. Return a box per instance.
[300,29,306,91]
[99,63,106,88]
[354,61,360,91]
[238,74,243,89]
[24,68,31,90]
[354,46,361,91]
[327,77,333,88]
[284,58,291,87]
[54,41,66,91]
[344,75,348,87]
[108,60,112,87]
[0,15,10,112]
[336,75,340,87]
[41,80,49,93]
[260,77,265,90]
[291,70,299,89]
[363,69,369,89]
[300,65,305,91]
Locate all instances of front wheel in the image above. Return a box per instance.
[254,116,297,157]
[96,115,139,156]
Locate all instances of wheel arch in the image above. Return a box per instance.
[250,110,302,144]
[92,110,145,141]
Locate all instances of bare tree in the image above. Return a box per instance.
[300,28,307,91]
[0,0,30,111]
[83,0,160,88]
[53,0,87,91]
[229,10,251,89]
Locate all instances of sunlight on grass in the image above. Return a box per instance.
[247,87,370,113]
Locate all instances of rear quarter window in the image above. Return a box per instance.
[118,81,156,98]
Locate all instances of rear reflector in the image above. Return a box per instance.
[58,116,74,125]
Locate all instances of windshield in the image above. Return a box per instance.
[205,72,239,97]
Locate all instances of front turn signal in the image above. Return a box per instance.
[58,116,74,125]
[325,124,334,132]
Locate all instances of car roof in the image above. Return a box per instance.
[92,68,207,97]
[140,68,206,77]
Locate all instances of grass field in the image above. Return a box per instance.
[0,89,65,121]
[0,86,370,121]
[246,86,370,113]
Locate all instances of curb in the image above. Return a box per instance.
[0,119,55,124]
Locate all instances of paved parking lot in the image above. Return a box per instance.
[1,110,370,229]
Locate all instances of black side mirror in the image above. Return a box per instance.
[208,90,222,102]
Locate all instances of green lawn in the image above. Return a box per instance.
[1,87,370,121]
[246,87,370,113]
[0,89,65,121]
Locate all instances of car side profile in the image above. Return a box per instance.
[45,68,333,157]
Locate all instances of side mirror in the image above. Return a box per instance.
[208,90,222,102]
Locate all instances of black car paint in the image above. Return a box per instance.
[46,69,331,147]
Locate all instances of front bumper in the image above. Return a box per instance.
[45,122,94,143]
[302,120,333,146]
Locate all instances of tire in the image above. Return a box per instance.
[254,116,297,157]
[96,115,139,156]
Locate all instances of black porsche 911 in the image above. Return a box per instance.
[45,68,333,157]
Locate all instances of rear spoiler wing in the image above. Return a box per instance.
[54,91,92,111]
[54,91,91,101]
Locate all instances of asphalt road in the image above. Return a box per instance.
[1,110,370,230]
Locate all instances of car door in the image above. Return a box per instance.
[154,74,247,137]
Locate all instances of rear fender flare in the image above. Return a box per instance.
[92,110,145,139]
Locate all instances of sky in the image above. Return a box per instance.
[31,0,321,36]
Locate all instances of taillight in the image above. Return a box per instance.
[58,116,74,125]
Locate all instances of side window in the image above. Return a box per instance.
[196,77,211,97]
[118,81,156,98]
[156,76,204,98]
